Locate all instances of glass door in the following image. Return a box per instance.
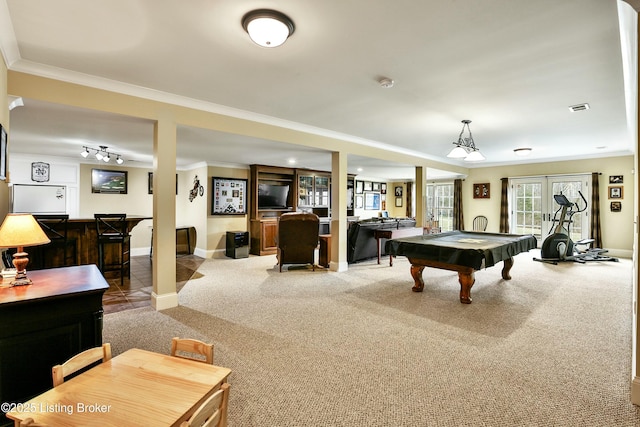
[510,175,590,247]
[298,175,314,207]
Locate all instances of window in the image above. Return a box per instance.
[426,183,454,232]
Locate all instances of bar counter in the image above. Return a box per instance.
[31,216,150,270]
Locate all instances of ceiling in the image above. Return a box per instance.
[0,0,635,181]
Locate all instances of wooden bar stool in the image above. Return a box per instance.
[94,214,130,285]
[33,214,77,268]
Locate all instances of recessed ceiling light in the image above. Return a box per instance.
[288,158,296,164]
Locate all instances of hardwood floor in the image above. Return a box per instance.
[102,254,205,314]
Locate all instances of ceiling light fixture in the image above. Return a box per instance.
[80,145,124,164]
[242,9,295,48]
[446,120,485,162]
[513,148,532,156]
[378,77,394,88]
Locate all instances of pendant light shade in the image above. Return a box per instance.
[446,120,485,162]
[242,9,295,48]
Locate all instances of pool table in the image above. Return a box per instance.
[385,230,537,304]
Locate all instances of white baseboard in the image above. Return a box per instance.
[329,260,349,272]
[151,291,179,310]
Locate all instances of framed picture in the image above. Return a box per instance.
[473,183,490,199]
[395,186,403,197]
[381,183,387,194]
[608,186,623,199]
[609,175,623,184]
[355,180,364,194]
[211,177,248,215]
[148,172,178,194]
[364,192,381,210]
[0,124,7,181]
[611,201,622,212]
[31,162,50,182]
[395,197,403,207]
[91,169,128,194]
[364,181,372,191]
[355,195,364,209]
[372,182,380,191]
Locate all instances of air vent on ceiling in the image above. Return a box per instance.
[569,103,590,112]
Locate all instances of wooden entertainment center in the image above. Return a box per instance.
[249,164,355,256]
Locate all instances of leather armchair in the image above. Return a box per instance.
[277,212,320,272]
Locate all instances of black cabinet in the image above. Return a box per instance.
[226,231,249,258]
[0,265,108,422]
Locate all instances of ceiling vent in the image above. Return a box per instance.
[569,103,590,112]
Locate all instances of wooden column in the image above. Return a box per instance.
[151,115,178,310]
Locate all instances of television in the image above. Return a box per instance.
[258,183,290,209]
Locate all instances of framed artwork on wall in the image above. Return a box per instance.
[91,169,127,194]
[395,197,402,207]
[473,183,490,199]
[394,186,403,197]
[364,181,373,191]
[364,192,380,210]
[611,201,622,212]
[355,180,364,194]
[211,177,248,215]
[355,195,364,209]
[608,186,623,199]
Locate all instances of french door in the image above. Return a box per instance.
[510,175,590,247]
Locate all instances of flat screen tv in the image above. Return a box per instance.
[258,183,290,209]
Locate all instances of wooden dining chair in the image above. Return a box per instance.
[180,383,230,427]
[52,343,112,387]
[20,418,50,427]
[171,337,214,365]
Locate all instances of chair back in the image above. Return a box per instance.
[180,383,230,427]
[472,215,488,231]
[94,214,128,238]
[34,214,69,242]
[52,343,112,387]
[19,418,50,427]
[278,212,319,249]
[171,337,214,364]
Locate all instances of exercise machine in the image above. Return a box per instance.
[534,191,618,264]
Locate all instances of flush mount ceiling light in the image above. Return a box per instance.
[242,9,295,48]
[446,120,485,162]
[378,77,394,88]
[513,148,532,156]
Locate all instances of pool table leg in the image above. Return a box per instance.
[410,265,425,292]
[502,257,514,280]
[458,271,475,304]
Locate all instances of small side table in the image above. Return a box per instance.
[319,234,331,268]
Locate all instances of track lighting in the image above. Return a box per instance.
[80,145,124,164]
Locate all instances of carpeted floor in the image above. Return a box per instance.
[104,250,640,426]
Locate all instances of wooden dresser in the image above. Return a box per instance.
[0,265,108,422]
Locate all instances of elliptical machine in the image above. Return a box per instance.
[534,191,618,265]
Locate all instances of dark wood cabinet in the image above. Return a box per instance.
[0,265,108,419]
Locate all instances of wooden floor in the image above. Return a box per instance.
[102,254,205,314]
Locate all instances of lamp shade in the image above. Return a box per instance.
[0,214,50,248]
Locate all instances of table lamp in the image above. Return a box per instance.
[0,213,51,286]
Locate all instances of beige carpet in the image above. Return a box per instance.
[104,250,640,426]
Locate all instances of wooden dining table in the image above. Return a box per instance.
[5,348,232,427]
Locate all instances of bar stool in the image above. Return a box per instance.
[94,214,130,285]
[33,214,77,268]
